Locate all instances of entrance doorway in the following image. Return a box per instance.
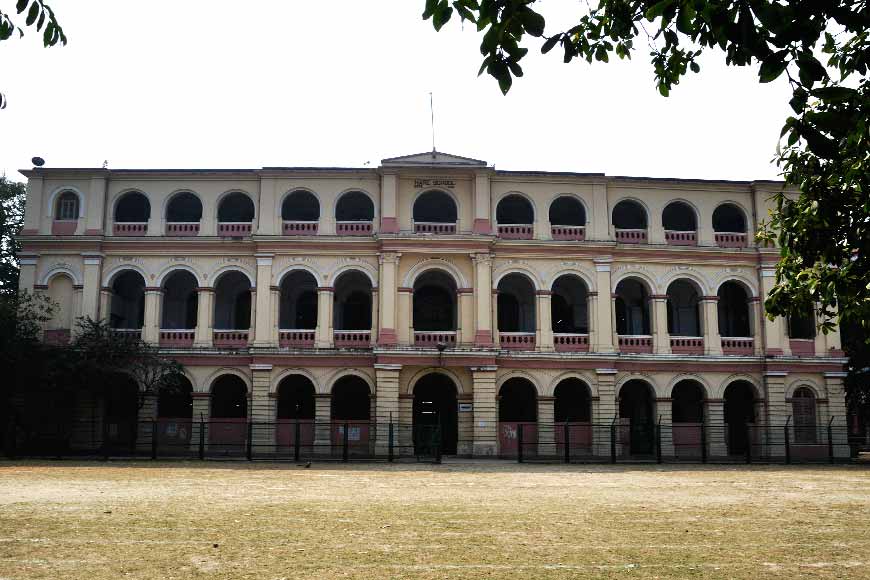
[413,373,458,455]
[724,380,756,456]
[618,380,656,455]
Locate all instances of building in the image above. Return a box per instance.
[15,151,849,460]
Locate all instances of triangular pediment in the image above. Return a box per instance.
[381,150,487,167]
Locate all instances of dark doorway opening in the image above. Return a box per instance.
[619,380,655,455]
[724,381,756,456]
[413,373,458,455]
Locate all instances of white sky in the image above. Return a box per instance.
[1,0,793,182]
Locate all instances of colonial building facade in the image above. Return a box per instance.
[16,151,848,459]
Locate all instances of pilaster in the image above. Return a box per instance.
[536,291,554,351]
[142,287,162,344]
[701,296,723,355]
[315,287,335,348]
[17,255,38,292]
[458,289,474,346]
[593,259,615,353]
[594,368,617,456]
[537,396,555,456]
[86,175,107,234]
[651,296,669,354]
[250,364,274,451]
[759,267,789,355]
[705,399,728,457]
[193,287,214,347]
[253,255,275,347]
[81,254,103,321]
[471,366,498,456]
[380,172,399,233]
[21,176,43,233]
[378,252,400,345]
[314,393,332,455]
[472,170,492,234]
[472,253,494,346]
[374,364,401,454]
[590,183,609,241]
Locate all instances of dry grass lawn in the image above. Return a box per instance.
[1,461,869,579]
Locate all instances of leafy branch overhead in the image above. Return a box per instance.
[423,0,870,337]
[0,0,66,109]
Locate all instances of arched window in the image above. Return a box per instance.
[717,282,751,337]
[615,278,650,335]
[554,378,591,422]
[413,190,457,233]
[161,270,198,330]
[276,375,315,420]
[45,274,75,336]
[336,191,374,221]
[213,271,251,330]
[210,375,247,419]
[497,274,536,335]
[281,191,319,235]
[333,271,372,331]
[788,308,816,339]
[619,380,656,455]
[279,271,318,330]
[666,280,701,336]
[166,192,202,236]
[791,387,817,443]
[110,271,146,330]
[499,378,537,423]
[713,204,748,247]
[612,200,648,243]
[662,201,697,245]
[549,196,586,240]
[672,380,704,423]
[217,192,255,236]
[331,376,371,422]
[114,192,151,223]
[551,275,588,334]
[55,191,80,221]
[413,271,457,333]
[496,194,534,239]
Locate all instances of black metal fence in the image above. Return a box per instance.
[2,418,854,464]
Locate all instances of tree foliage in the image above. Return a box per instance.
[0,0,66,109]
[423,1,869,333]
[0,176,25,293]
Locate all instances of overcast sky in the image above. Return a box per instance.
[1,0,793,182]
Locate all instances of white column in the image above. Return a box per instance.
[536,291,554,351]
[594,368,617,457]
[759,266,789,355]
[21,176,43,234]
[378,252,400,345]
[314,394,332,456]
[472,366,498,456]
[250,364,274,451]
[537,396,555,456]
[458,289,474,346]
[590,183,609,241]
[472,254,494,346]
[370,288,379,344]
[380,172,399,233]
[374,364,401,455]
[81,254,103,321]
[315,287,334,348]
[253,254,274,347]
[706,399,727,457]
[702,296,723,355]
[143,287,162,344]
[750,297,764,355]
[17,255,38,292]
[397,288,412,346]
[652,296,669,354]
[270,285,280,344]
[193,287,214,347]
[472,171,492,234]
[593,259,615,352]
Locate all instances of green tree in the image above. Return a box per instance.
[0,0,66,109]
[423,1,869,335]
[0,176,25,293]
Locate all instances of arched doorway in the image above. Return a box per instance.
[554,378,592,455]
[103,374,140,452]
[671,380,705,457]
[724,381,756,456]
[498,377,538,457]
[210,375,248,452]
[276,374,316,453]
[331,376,372,455]
[413,373,458,455]
[109,270,146,333]
[618,380,656,455]
[156,375,193,452]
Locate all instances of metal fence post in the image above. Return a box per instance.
[655,421,662,464]
[784,417,791,465]
[343,422,349,463]
[745,424,752,464]
[610,416,617,464]
[828,416,835,464]
[198,420,205,460]
[517,423,524,464]
[246,421,253,461]
[388,421,394,463]
[700,421,708,464]
[151,421,158,460]
[563,422,570,464]
[294,420,301,463]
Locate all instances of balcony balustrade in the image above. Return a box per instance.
[336,221,373,236]
[334,331,372,348]
[159,330,195,347]
[166,222,200,236]
[282,221,318,236]
[789,339,815,357]
[279,330,315,348]
[213,330,249,348]
[497,224,533,239]
[499,332,536,350]
[414,221,456,234]
[618,335,653,353]
[414,331,457,347]
[665,230,697,246]
[554,333,589,352]
[217,222,252,236]
[114,222,148,236]
[669,336,704,354]
[551,225,585,241]
[722,337,754,355]
[715,232,748,248]
[615,228,647,243]
[110,328,142,341]
[51,220,77,235]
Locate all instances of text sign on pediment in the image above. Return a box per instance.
[414,178,456,189]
